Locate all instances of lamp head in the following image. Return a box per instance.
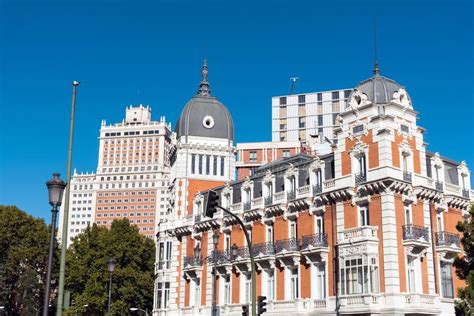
[46,173,66,208]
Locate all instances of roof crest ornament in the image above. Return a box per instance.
[373,18,380,76]
[197,59,211,96]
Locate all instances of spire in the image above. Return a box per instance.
[373,19,380,76]
[197,59,211,96]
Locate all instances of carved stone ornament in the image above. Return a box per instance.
[351,139,367,158]
[458,161,469,177]
[263,169,273,184]
[431,152,443,169]
[391,88,411,109]
[285,163,298,178]
[242,177,253,190]
[348,89,370,110]
[309,157,325,171]
[399,139,412,157]
[222,182,232,195]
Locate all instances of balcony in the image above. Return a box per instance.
[312,184,322,195]
[296,185,311,198]
[338,226,378,245]
[462,189,470,198]
[253,242,275,257]
[243,201,251,211]
[435,231,461,258]
[264,196,273,207]
[274,238,300,253]
[182,255,203,278]
[435,181,444,192]
[301,233,328,249]
[403,171,412,183]
[355,172,367,185]
[287,190,296,201]
[402,224,430,254]
[209,250,233,265]
[339,294,381,309]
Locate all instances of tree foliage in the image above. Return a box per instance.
[454,206,474,315]
[0,205,58,316]
[64,219,155,315]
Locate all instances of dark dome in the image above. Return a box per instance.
[175,60,234,141]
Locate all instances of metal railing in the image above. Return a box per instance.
[264,196,273,206]
[435,231,461,248]
[287,190,296,201]
[301,233,328,249]
[194,214,201,223]
[435,181,444,192]
[462,189,470,198]
[402,224,429,242]
[403,171,412,183]
[355,172,367,185]
[313,184,322,195]
[274,238,300,253]
[183,255,203,268]
[243,202,251,211]
[209,250,233,264]
[253,242,275,256]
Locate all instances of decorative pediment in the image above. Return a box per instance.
[348,89,370,110]
[263,170,273,184]
[285,163,298,178]
[222,182,232,195]
[309,157,325,171]
[350,139,367,157]
[391,88,412,109]
[399,139,412,157]
[431,152,443,169]
[458,161,469,177]
[242,177,253,190]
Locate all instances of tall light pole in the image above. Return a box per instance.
[107,258,116,314]
[43,173,66,316]
[212,232,219,316]
[57,80,80,316]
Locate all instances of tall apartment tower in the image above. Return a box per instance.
[154,64,471,315]
[57,170,97,246]
[154,61,236,312]
[93,105,172,238]
[272,88,351,154]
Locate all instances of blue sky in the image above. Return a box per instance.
[1,0,473,221]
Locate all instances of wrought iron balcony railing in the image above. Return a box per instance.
[355,172,367,185]
[264,196,273,206]
[435,231,461,248]
[402,224,430,242]
[274,238,300,253]
[194,214,202,223]
[183,255,203,268]
[313,184,322,195]
[301,233,328,249]
[287,190,296,201]
[209,250,233,264]
[435,181,444,192]
[403,171,412,183]
[462,189,470,198]
[243,201,251,211]
[253,242,275,256]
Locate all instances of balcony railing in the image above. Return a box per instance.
[287,190,296,201]
[313,184,322,195]
[435,181,444,192]
[264,196,273,206]
[355,172,367,185]
[403,171,412,183]
[402,224,429,242]
[274,191,285,203]
[209,250,233,264]
[462,189,470,198]
[339,226,378,242]
[194,214,202,223]
[435,231,461,248]
[301,233,328,249]
[243,201,251,211]
[253,242,275,256]
[183,255,203,268]
[274,238,300,253]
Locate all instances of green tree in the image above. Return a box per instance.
[454,206,474,315]
[64,219,155,315]
[0,205,59,315]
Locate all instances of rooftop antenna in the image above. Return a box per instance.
[289,77,299,95]
[373,18,380,75]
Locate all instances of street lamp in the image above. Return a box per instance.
[43,173,66,316]
[130,307,148,315]
[107,258,116,314]
[212,232,219,316]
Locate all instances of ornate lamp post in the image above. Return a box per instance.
[212,232,219,316]
[43,173,66,316]
[107,258,116,314]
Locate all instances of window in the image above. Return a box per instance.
[340,256,379,295]
[317,93,322,102]
[317,115,323,126]
[191,154,196,174]
[289,220,297,239]
[156,282,170,309]
[405,206,412,225]
[298,95,305,103]
[279,97,287,105]
[332,91,339,100]
[290,268,299,299]
[224,275,231,304]
[401,124,410,134]
[220,157,225,176]
[249,151,257,162]
[213,156,217,176]
[267,269,275,300]
[205,155,210,175]
[198,155,203,174]
[358,155,367,176]
[224,233,231,253]
[359,205,369,226]
[353,124,364,134]
[316,263,326,299]
[192,278,201,307]
[266,224,274,243]
[280,132,287,141]
[315,215,324,234]
[441,261,454,298]
[244,273,252,303]
[407,256,417,293]
[298,117,306,128]
[344,90,351,99]
[282,150,291,158]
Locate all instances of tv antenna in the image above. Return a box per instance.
[289,77,299,95]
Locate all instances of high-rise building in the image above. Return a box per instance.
[153,64,471,315]
[272,88,351,154]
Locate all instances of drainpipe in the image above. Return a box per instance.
[331,203,340,315]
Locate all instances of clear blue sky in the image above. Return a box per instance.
[1,0,473,221]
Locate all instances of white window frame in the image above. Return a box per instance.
[358,204,369,227]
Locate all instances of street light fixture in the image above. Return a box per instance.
[107,258,116,314]
[212,231,219,316]
[130,307,148,315]
[43,173,66,316]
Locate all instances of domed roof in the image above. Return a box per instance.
[175,60,234,141]
[347,64,412,108]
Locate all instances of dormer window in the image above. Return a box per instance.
[353,124,364,135]
[401,124,410,134]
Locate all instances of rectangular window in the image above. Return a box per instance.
[407,256,417,293]
[191,154,196,174]
[279,97,287,105]
[341,257,379,295]
[332,113,338,125]
[441,261,454,298]
[359,205,369,226]
[198,155,203,174]
[220,157,225,176]
[280,132,287,141]
[224,275,231,304]
[344,90,351,99]
[317,93,323,102]
[245,273,252,303]
[316,263,326,299]
[401,124,410,134]
[266,224,274,243]
[267,269,275,300]
[298,116,306,128]
[317,115,323,126]
[290,268,299,299]
[298,95,305,103]
[290,220,298,239]
[213,156,217,176]
[282,150,291,158]
[249,151,257,162]
[353,124,364,134]
[205,155,210,175]
[332,91,339,100]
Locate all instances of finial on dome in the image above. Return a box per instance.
[198,59,211,96]
[372,19,380,76]
[373,61,380,76]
